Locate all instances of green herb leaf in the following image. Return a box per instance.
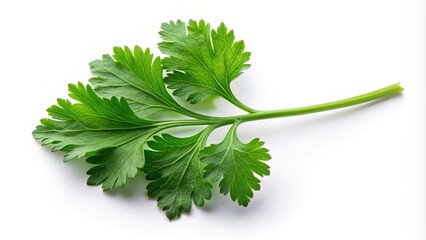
[144,130,213,220]
[33,83,160,190]
[200,123,271,206]
[89,46,198,119]
[86,132,153,191]
[159,20,254,112]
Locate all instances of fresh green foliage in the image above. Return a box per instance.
[145,130,213,219]
[33,83,162,190]
[200,123,271,206]
[89,47,202,119]
[159,20,254,112]
[33,20,404,220]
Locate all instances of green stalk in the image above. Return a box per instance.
[158,83,403,128]
[229,95,258,114]
[226,91,258,114]
[237,83,404,123]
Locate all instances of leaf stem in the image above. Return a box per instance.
[227,92,258,113]
[236,83,404,123]
[158,83,404,128]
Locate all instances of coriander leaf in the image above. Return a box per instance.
[33,83,159,190]
[52,82,152,129]
[159,20,254,112]
[200,123,271,206]
[89,46,196,118]
[144,130,213,220]
[86,131,157,191]
[34,122,148,162]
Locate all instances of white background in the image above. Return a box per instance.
[0,0,425,239]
